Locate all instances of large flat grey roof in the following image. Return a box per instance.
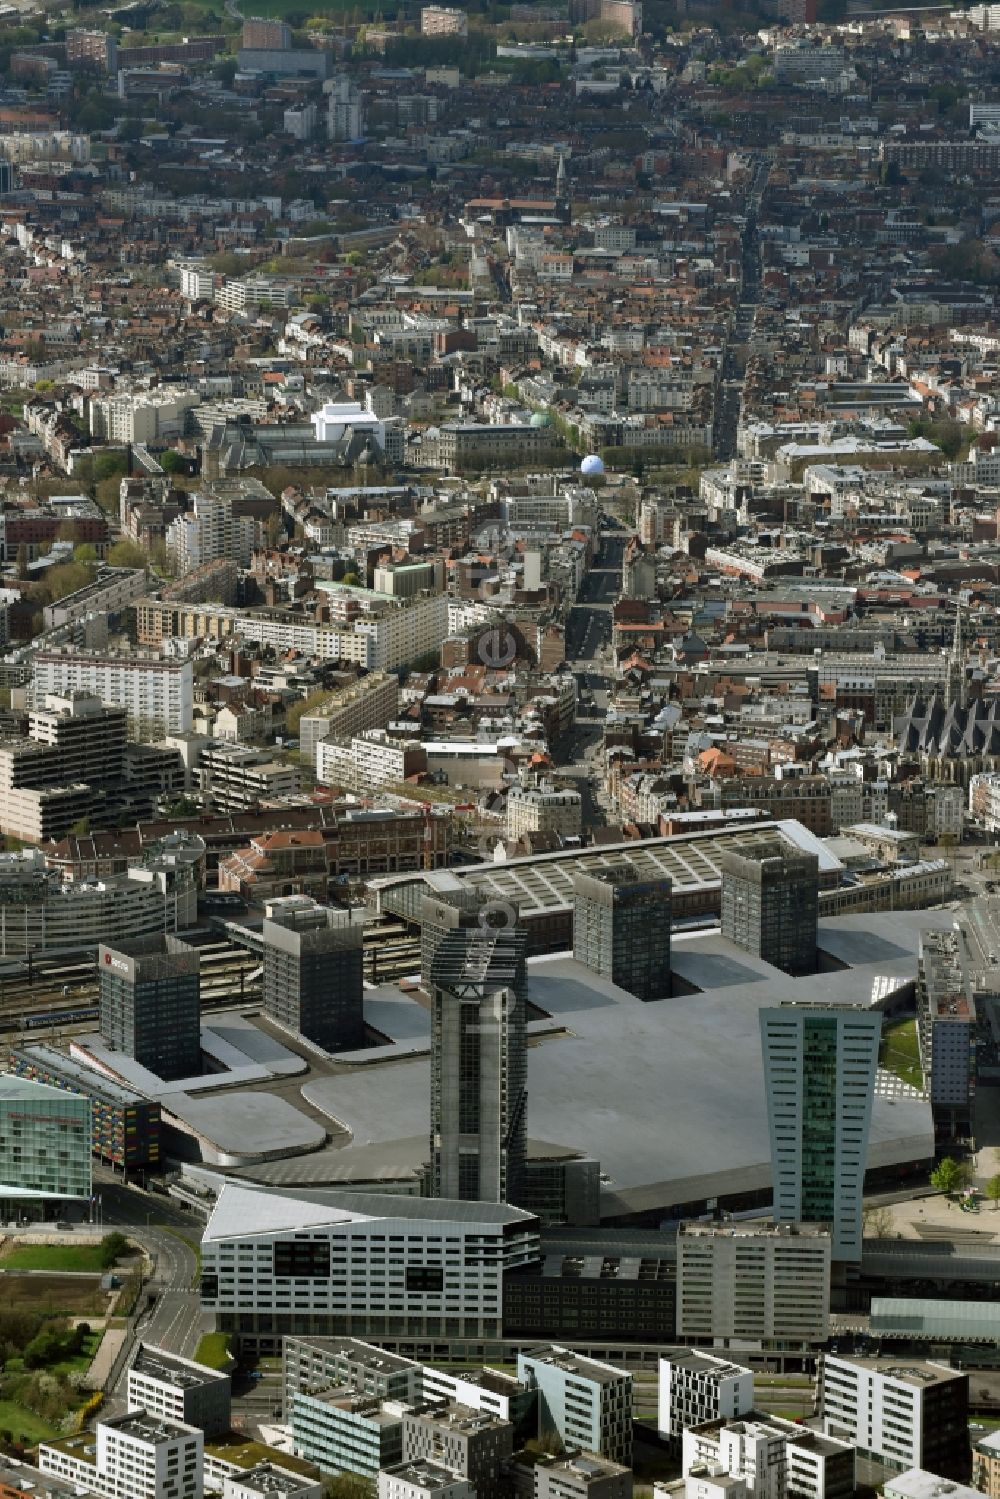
[300,916,937,1216]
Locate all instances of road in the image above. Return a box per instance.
[558,533,625,824]
[93,1176,209,1395]
[714,155,769,461]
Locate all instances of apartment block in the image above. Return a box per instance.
[127,1344,231,1437]
[658,1352,754,1444]
[402,1402,513,1499]
[199,742,302,812]
[683,1416,854,1499]
[282,1336,421,1408]
[517,1347,633,1467]
[676,1222,831,1348]
[421,5,468,33]
[317,729,426,792]
[378,1462,473,1499]
[819,1356,969,1479]
[534,1453,633,1499]
[300,672,400,767]
[507,783,583,842]
[288,1387,403,1478]
[31,649,193,735]
[39,1412,204,1499]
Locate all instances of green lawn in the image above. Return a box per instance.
[880,1017,924,1091]
[194,1332,231,1370]
[0,1398,60,1446]
[1,1245,109,1274]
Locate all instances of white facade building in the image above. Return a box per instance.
[378,1463,473,1499]
[506,783,583,842]
[311,400,386,448]
[40,1411,203,1499]
[90,389,198,445]
[658,1351,754,1443]
[676,1221,831,1348]
[317,729,421,791]
[819,1356,968,1475]
[200,1182,541,1355]
[683,1417,854,1499]
[31,650,193,735]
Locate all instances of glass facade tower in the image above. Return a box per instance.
[760,1004,881,1262]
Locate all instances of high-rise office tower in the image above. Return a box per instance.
[572,861,672,1000]
[721,844,819,976]
[262,895,365,1052]
[760,1003,881,1262]
[420,885,492,995]
[430,924,528,1204]
[420,884,520,995]
[99,935,201,1081]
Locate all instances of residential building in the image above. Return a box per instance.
[401,1402,513,1499]
[720,845,819,977]
[317,730,426,793]
[916,926,977,1143]
[262,895,365,1052]
[419,1365,534,1433]
[199,1182,541,1356]
[973,1430,1000,1497]
[127,1345,231,1438]
[819,1356,969,1479]
[283,1337,421,1408]
[199,743,302,812]
[429,924,528,1205]
[223,1468,323,1499]
[683,1416,854,1499]
[39,1412,203,1499]
[886,1474,981,1499]
[300,673,400,767]
[288,1388,403,1479]
[572,861,672,1001]
[11,1044,161,1169]
[378,1462,473,1499]
[31,650,193,736]
[506,783,583,843]
[534,1453,633,1499]
[676,1222,831,1348]
[27,691,127,784]
[0,1075,91,1210]
[760,1005,881,1262]
[99,934,202,1082]
[658,1352,754,1445]
[421,5,468,34]
[517,1346,633,1467]
[242,16,291,47]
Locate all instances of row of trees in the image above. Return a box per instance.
[930,1155,1000,1204]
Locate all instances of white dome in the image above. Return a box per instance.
[580,454,605,476]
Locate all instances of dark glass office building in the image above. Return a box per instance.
[720,843,819,976]
[262,895,365,1052]
[430,924,528,1205]
[99,934,201,1081]
[571,861,672,1001]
